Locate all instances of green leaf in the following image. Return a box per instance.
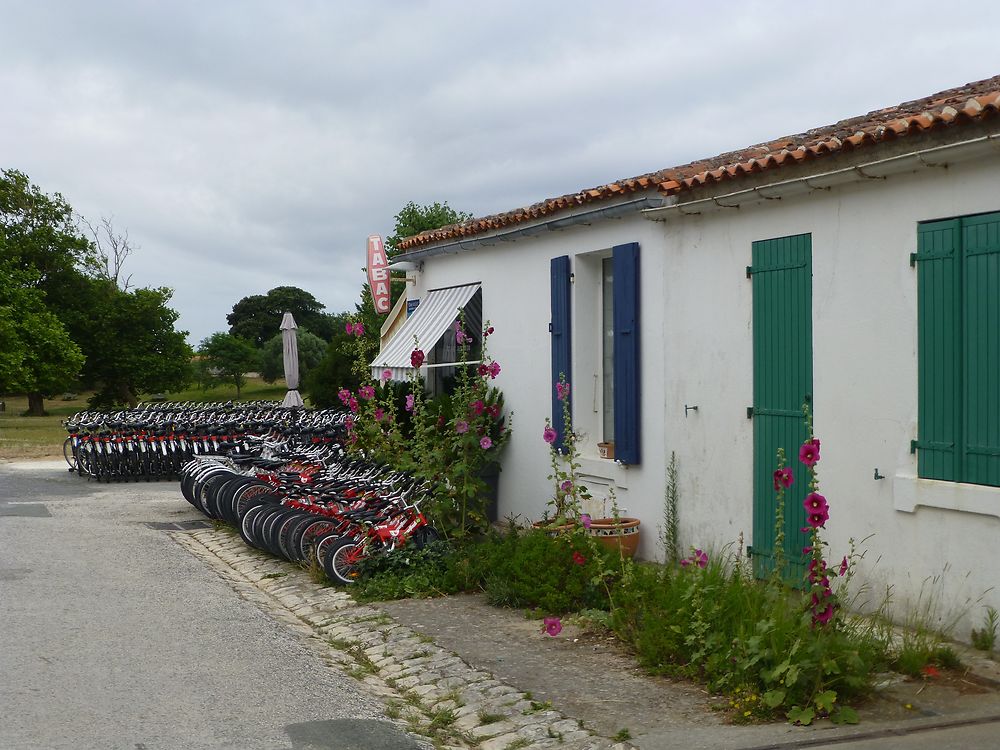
[763,689,786,708]
[785,664,800,687]
[814,690,837,713]
[786,706,814,726]
[830,706,859,725]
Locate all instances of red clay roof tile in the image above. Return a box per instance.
[399,74,1000,252]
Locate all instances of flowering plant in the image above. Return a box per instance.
[406,317,511,537]
[541,374,591,524]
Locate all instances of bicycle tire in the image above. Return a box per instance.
[322,536,364,585]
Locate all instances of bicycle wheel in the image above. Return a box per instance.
[63,437,77,471]
[322,536,365,585]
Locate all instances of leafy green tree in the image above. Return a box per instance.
[227,286,336,348]
[82,286,193,407]
[198,332,259,398]
[303,312,360,407]
[0,262,84,406]
[258,327,327,384]
[384,200,472,258]
[1,169,94,414]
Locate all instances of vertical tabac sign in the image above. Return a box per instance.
[367,234,391,314]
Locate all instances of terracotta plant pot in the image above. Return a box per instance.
[531,519,576,537]
[587,517,641,558]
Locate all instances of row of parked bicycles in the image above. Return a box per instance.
[63,401,438,583]
[61,402,340,482]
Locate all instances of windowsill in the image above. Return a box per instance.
[577,456,629,489]
[893,474,1000,520]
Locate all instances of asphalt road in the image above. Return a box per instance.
[0,460,420,750]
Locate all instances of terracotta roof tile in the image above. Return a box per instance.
[399,74,1000,252]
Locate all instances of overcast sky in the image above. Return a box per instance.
[2,1,999,345]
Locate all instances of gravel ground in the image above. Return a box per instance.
[0,461,406,750]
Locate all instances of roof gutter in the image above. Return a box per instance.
[642,133,1000,220]
[401,195,670,261]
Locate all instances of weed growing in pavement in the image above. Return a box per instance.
[613,728,632,741]
[502,740,531,750]
[260,571,288,580]
[327,637,352,651]
[972,606,999,651]
[477,711,505,724]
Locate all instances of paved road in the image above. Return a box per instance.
[0,461,420,750]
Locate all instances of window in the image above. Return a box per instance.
[914,211,1000,487]
[549,243,641,464]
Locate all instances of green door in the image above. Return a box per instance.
[750,233,813,581]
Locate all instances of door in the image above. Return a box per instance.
[750,233,813,581]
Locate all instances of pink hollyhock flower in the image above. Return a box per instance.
[693,549,708,569]
[410,349,425,368]
[543,426,557,444]
[488,361,501,378]
[381,369,392,382]
[358,385,375,400]
[803,492,828,514]
[344,416,354,431]
[839,556,849,577]
[543,617,562,637]
[812,603,835,626]
[799,438,821,467]
[807,509,829,529]
[477,363,490,377]
[405,394,415,412]
[680,558,690,568]
[353,322,365,337]
[436,415,446,429]
[345,322,354,335]
[374,407,385,422]
[556,382,571,401]
[803,546,813,555]
[580,514,591,529]
[454,322,470,345]
[572,551,586,566]
[486,404,500,418]
[772,467,794,490]
[480,436,493,449]
[455,420,469,434]
[484,325,494,337]
[348,397,359,413]
[560,480,573,493]
[337,388,351,405]
[470,400,485,416]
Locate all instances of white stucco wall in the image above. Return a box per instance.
[407,154,1000,637]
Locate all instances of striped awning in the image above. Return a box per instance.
[370,283,481,380]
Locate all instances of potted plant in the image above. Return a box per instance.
[586,487,641,559]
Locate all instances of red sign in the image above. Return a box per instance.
[367,234,391,314]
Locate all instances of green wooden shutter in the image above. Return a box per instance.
[915,219,961,481]
[961,213,1000,486]
[751,233,812,581]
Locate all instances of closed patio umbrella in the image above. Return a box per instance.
[280,312,304,408]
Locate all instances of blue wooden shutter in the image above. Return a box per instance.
[613,242,641,465]
[915,219,961,481]
[961,213,1000,486]
[550,255,572,450]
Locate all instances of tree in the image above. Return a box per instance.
[384,201,472,258]
[1,169,94,414]
[82,286,193,407]
[198,333,259,398]
[0,261,84,408]
[258,327,327,384]
[227,286,336,348]
[302,312,361,407]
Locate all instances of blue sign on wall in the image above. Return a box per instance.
[406,299,420,317]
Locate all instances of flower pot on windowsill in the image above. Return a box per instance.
[597,441,615,460]
[587,517,641,558]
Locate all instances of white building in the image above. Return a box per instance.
[376,75,1000,636]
